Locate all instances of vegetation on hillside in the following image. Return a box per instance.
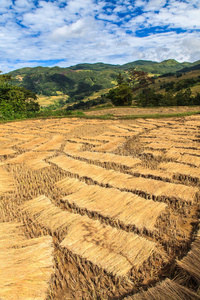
[0,71,40,120]
[7,59,200,106]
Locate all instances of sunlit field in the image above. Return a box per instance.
[0,115,199,299]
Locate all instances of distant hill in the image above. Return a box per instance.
[177,63,200,73]
[8,59,200,104]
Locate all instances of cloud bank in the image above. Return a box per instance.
[0,0,200,72]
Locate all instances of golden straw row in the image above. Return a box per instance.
[22,195,166,277]
[0,222,54,300]
[64,145,141,168]
[124,278,200,300]
[0,167,15,195]
[177,229,200,283]
[3,151,53,170]
[56,177,167,232]
[50,156,199,204]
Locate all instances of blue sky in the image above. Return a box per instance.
[0,0,200,72]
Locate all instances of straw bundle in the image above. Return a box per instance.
[173,147,200,156]
[61,178,167,232]
[34,134,64,151]
[143,141,172,150]
[60,218,165,277]
[143,140,200,150]
[22,195,83,236]
[9,133,35,141]
[0,167,15,194]
[125,278,200,299]
[130,167,172,182]
[22,195,164,277]
[82,135,111,142]
[67,138,102,147]
[0,137,10,142]
[94,137,126,152]
[177,154,200,167]
[18,137,49,150]
[65,149,141,169]
[177,230,200,282]
[5,151,52,170]
[0,148,16,156]
[55,177,86,194]
[135,121,156,129]
[159,162,200,182]
[64,142,84,153]
[50,156,198,204]
[0,222,54,300]
[141,149,163,158]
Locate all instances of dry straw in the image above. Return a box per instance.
[125,279,200,299]
[34,134,64,151]
[0,167,15,194]
[64,148,141,168]
[0,148,16,156]
[177,229,200,283]
[159,162,200,182]
[18,137,49,150]
[22,195,165,277]
[0,222,54,300]
[5,151,53,170]
[60,177,167,232]
[50,156,198,204]
[94,137,126,152]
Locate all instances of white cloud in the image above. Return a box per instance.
[0,0,199,73]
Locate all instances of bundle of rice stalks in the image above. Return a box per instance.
[0,148,16,156]
[129,167,172,182]
[0,222,54,300]
[177,229,200,282]
[60,216,166,277]
[135,120,156,129]
[0,137,11,142]
[65,149,141,169]
[141,149,163,159]
[159,162,200,183]
[5,151,53,170]
[94,137,126,152]
[172,147,200,156]
[61,177,167,232]
[143,140,200,150]
[64,142,84,153]
[82,135,111,142]
[22,195,166,277]
[50,156,198,205]
[124,278,200,300]
[171,153,200,167]
[18,137,49,150]
[34,134,64,151]
[67,138,102,147]
[22,195,84,238]
[55,177,86,194]
[8,133,35,141]
[0,167,15,194]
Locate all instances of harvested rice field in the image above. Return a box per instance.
[0,115,200,299]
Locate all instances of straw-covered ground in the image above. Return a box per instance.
[0,115,199,299]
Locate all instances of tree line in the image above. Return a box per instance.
[0,72,40,120]
[106,70,200,107]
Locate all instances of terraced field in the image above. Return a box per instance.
[0,115,199,299]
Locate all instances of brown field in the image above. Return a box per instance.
[85,105,200,116]
[0,115,200,299]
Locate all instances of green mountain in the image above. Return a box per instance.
[8,59,200,103]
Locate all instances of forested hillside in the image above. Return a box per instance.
[8,60,200,104]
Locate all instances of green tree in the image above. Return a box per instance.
[107,83,132,106]
[0,71,40,119]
